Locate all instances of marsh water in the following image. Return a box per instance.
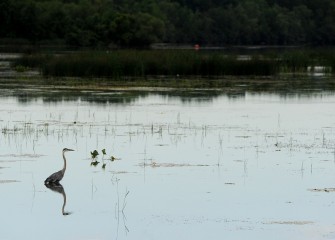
[1,77,335,240]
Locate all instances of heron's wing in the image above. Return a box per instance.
[45,170,63,183]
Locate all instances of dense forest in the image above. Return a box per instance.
[1,0,335,47]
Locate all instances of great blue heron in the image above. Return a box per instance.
[44,148,74,184]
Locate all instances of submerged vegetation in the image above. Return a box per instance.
[11,49,335,78]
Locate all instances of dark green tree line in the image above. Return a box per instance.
[1,0,335,47]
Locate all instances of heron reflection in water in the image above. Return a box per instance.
[44,148,74,215]
[45,183,71,215]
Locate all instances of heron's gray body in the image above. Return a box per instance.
[45,170,64,184]
[45,148,74,184]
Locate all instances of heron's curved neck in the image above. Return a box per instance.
[62,151,66,173]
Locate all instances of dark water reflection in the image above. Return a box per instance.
[0,77,335,104]
[45,183,71,216]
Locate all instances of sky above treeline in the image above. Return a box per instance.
[1,0,334,47]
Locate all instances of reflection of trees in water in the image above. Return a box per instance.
[12,89,221,104]
[2,77,335,105]
[15,90,149,105]
[0,87,227,104]
[45,183,71,216]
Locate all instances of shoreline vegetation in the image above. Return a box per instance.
[10,49,335,79]
[1,0,335,47]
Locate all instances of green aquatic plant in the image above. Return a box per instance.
[90,150,99,159]
[90,149,99,166]
[91,161,99,166]
[89,149,118,169]
[101,149,106,170]
[102,149,106,155]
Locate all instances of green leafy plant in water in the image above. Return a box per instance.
[90,150,99,166]
[91,150,99,159]
[91,161,100,166]
[89,149,119,169]
[101,149,106,170]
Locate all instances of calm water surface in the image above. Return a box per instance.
[1,83,335,240]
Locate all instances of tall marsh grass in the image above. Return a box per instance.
[12,48,335,78]
[275,48,335,73]
[11,53,52,69]
[14,50,278,78]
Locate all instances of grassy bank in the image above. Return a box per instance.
[11,49,335,79]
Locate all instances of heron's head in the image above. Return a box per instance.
[63,148,75,152]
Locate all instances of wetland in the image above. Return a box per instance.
[1,51,335,240]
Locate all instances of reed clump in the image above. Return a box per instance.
[319,50,335,73]
[279,50,312,73]
[277,48,335,73]
[14,50,278,78]
[12,49,335,78]
[11,53,52,69]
